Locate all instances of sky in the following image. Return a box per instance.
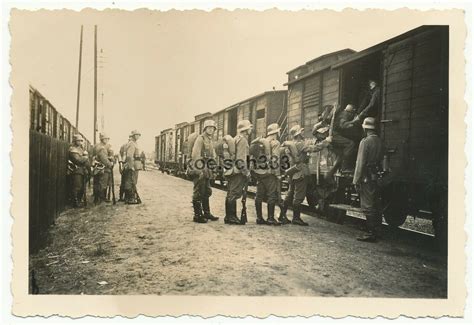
[11,9,431,153]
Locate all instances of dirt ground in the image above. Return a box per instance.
[29,169,447,297]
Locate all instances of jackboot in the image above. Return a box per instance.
[291,204,309,226]
[255,200,267,225]
[226,200,242,225]
[266,203,281,226]
[192,200,207,223]
[357,231,377,243]
[202,197,219,221]
[278,202,291,225]
[102,189,108,203]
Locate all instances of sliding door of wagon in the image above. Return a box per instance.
[301,75,321,138]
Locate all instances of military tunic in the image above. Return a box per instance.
[68,144,90,205]
[353,133,384,233]
[92,143,114,199]
[191,133,216,201]
[226,134,249,202]
[124,140,142,193]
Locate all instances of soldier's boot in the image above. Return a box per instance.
[255,200,267,225]
[291,205,309,226]
[102,189,108,203]
[105,188,111,203]
[266,203,281,226]
[315,199,326,214]
[226,200,243,225]
[118,187,124,202]
[224,200,231,224]
[125,190,136,204]
[72,195,80,208]
[278,202,291,225]
[192,200,207,223]
[202,197,219,221]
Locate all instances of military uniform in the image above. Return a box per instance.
[353,117,384,242]
[253,123,283,225]
[92,140,114,204]
[358,86,380,120]
[68,136,90,207]
[190,129,219,223]
[118,140,129,201]
[224,120,252,225]
[124,131,143,204]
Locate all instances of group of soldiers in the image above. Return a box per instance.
[67,130,144,208]
[189,79,383,242]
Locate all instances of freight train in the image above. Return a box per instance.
[155,25,448,244]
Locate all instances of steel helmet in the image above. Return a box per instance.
[266,123,281,136]
[202,119,217,131]
[312,121,329,135]
[362,117,376,130]
[73,134,84,142]
[131,130,141,136]
[237,120,252,133]
[289,125,304,138]
[100,133,110,140]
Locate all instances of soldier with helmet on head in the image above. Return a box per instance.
[92,133,114,204]
[353,117,384,242]
[123,130,142,204]
[224,119,252,225]
[251,123,283,226]
[68,134,91,207]
[190,119,220,223]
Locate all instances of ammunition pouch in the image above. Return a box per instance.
[92,162,105,176]
[67,160,77,175]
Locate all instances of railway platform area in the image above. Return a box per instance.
[29,169,447,297]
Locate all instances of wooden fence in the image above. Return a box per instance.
[29,87,91,253]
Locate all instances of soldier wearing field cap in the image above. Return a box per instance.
[252,123,283,225]
[92,133,114,204]
[353,117,384,242]
[190,119,220,223]
[224,119,252,225]
[68,134,91,207]
[123,130,142,204]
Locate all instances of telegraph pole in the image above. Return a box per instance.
[93,25,98,144]
[75,25,83,128]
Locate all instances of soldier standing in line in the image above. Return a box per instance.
[190,120,220,223]
[105,145,115,202]
[224,120,252,225]
[118,135,132,202]
[252,123,283,225]
[123,130,142,204]
[92,133,114,204]
[353,117,384,242]
[279,125,311,226]
[68,134,91,208]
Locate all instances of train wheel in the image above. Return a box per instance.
[432,190,448,253]
[382,183,408,228]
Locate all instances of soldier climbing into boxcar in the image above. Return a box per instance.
[123,130,142,204]
[317,105,356,175]
[92,133,114,204]
[250,123,283,226]
[68,134,91,208]
[118,135,132,202]
[190,120,220,223]
[353,117,384,243]
[224,120,253,225]
[337,104,363,141]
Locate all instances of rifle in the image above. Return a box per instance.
[110,165,116,205]
[83,167,90,206]
[240,175,248,224]
[133,172,142,204]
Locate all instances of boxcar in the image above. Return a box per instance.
[284,26,448,242]
[155,127,176,173]
[284,49,355,138]
[224,90,288,140]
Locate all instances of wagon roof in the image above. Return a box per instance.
[284,48,355,86]
[332,25,445,68]
[175,121,188,128]
[194,112,212,121]
[224,90,287,112]
[161,128,172,133]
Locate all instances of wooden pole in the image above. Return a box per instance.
[75,25,83,129]
[93,25,98,144]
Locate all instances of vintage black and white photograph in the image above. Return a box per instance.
[8,6,467,318]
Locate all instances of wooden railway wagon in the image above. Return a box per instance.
[155,128,176,173]
[284,26,448,242]
[224,91,288,140]
[285,49,355,138]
